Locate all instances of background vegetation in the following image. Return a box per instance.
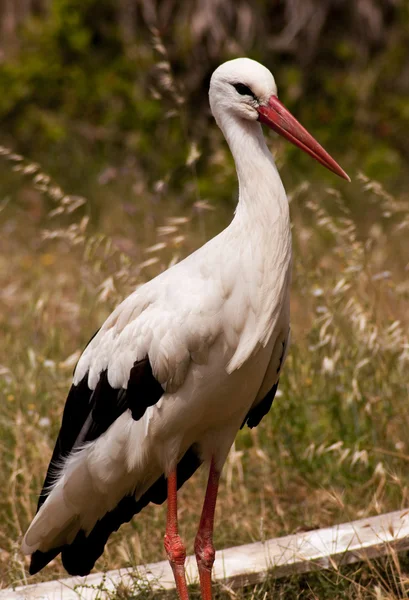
[0,1,409,598]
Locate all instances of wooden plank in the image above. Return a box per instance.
[2,509,409,599]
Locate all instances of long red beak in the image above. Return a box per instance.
[258,96,350,182]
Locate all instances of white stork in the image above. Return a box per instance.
[22,58,349,600]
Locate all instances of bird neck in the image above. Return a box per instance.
[219,115,289,229]
[212,113,292,365]
[212,115,292,369]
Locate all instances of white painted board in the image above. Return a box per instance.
[2,509,409,599]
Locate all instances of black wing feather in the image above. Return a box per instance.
[127,358,164,420]
[36,375,93,510]
[241,337,287,429]
[241,381,279,429]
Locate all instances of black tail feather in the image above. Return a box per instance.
[29,445,202,576]
[29,547,62,576]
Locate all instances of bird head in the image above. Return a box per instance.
[210,58,350,182]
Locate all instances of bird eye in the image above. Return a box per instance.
[232,83,257,99]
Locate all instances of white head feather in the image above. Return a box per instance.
[209,58,278,126]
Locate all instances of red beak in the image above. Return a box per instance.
[258,96,350,182]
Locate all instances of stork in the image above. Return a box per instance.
[22,58,349,600]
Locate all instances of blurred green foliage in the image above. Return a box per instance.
[1,0,409,196]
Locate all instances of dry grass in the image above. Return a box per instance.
[0,137,408,600]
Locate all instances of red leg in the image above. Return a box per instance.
[164,470,189,600]
[194,457,221,600]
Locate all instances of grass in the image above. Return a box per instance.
[110,555,409,599]
[0,140,408,600]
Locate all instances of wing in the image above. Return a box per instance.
[43,269,216,494]
[29,326,170,575]
[241,327,290,429]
